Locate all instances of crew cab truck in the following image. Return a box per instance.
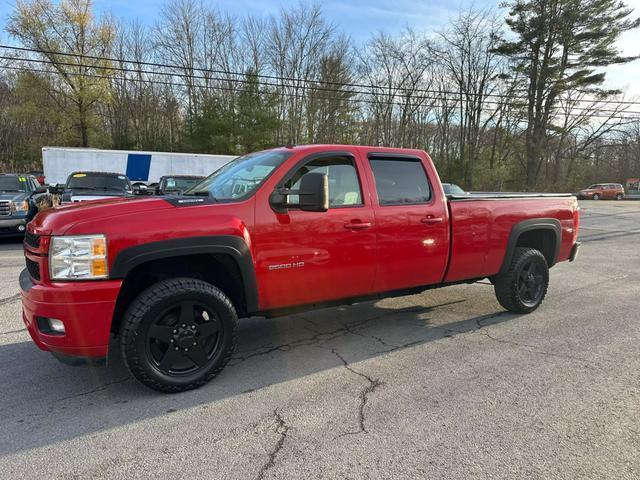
[20,145,581,393]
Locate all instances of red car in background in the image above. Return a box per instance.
[577,183,625,200]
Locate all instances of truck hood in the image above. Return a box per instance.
[0,192,28,202]
[30,196,173,235]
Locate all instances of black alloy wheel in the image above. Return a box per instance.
[120,278,238,393]
[516,260,545,308]
[146,300,222,375]
[493,247,549,314]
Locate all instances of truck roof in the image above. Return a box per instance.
[278,144,427,156]
[68,171,128,177]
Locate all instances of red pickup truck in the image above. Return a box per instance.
[20,145,581,392]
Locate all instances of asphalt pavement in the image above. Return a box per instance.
[0,200,639,479]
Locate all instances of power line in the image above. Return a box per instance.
[2,43,640,108]
[3,55,640,120]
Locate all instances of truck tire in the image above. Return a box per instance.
[493,247,549,314]
[120,278,238,393]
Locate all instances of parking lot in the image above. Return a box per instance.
[1,200,639,479]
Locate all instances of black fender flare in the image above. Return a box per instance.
[110,235,259,314]
[499,218,562,273]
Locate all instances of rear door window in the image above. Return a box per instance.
[368,157,431,206]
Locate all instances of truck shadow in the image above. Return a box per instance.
[0,290,516,457]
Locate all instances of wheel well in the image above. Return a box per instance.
[515,229,557,267]
[110,253,247,336]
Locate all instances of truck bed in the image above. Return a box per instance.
[444,194,579,283]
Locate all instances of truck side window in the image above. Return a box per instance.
[369,158,431,205]
[285,157,363,208]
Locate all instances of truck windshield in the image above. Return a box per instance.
[163,177,203,192]
[0,176,28,192]
[184,150,292,200]
[67,173,131,191]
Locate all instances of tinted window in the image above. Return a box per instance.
[162,177,202,192]
[0,176,28,192]
[67,173,131,191]
[369,158,431,205]
[285,157,362,207]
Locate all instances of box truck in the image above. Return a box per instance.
[42,147,235,186]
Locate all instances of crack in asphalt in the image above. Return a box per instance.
[230,300,465,366]
[479,331,593,364]
[332,348,383,436]
[50,377,131,407]
[0,293,20,306]
[255,410,289,480]
[442,312,594,366]
[0,327,26,336]
[230,313,399,366]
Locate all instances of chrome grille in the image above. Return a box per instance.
[0,200,10,216]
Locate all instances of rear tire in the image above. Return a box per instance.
[616,193,624,200]
[493,247,549,314]
[120,278,238,393]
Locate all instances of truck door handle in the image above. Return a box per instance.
[344,221,372,230]
[420,216,444,225]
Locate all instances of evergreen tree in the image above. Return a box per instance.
[495,0,640,188]
[235,71,280,153]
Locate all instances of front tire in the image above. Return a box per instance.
[592,193,600,200]
[493,247,549,314]
[120,278,238,393]
[616,193,624,200]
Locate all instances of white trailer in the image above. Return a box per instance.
[42,147,236,185]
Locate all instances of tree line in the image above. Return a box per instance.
[1,0,639,191]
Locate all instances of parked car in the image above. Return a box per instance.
[155,175,204,195]
[0,174,47,236]
[576,183,625,200]
[53,171,133,204]
[21,145,581,392]
[442,183,467,195]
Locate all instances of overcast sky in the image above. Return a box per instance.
[1,0,639,98]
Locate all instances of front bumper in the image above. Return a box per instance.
[20,269,122,358]
[0,217,27,235]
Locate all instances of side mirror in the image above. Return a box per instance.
[132,184,148,196]
[270,172,329,214]
[298,172,329,212]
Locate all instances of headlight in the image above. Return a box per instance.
[9,200,29,213]
[49,235,108,280]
